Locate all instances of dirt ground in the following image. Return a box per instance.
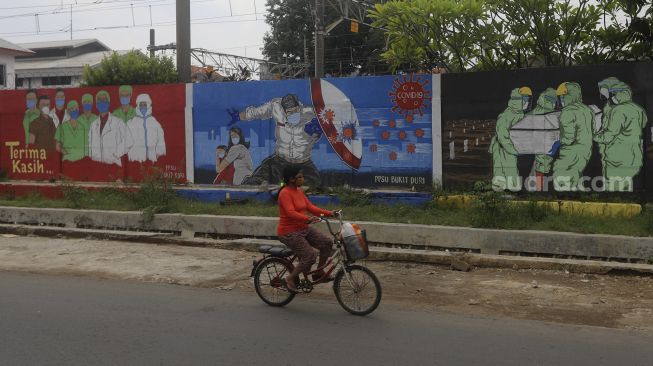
[1,234,652,331]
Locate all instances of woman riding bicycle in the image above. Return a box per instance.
[277,165,338,293]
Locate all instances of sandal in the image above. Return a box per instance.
[285,278,299,294]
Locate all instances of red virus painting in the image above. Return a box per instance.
[370,144,378,152]
[407,144,416,154]
[381,131,390,140]
[398,131,407,140]
[340,122,357,141]
[388,120,397,128]
[389,74,431,117]
[415,128,425,138]
[389,151,398,161]
[372,119,380,128]
[405,114,414,123]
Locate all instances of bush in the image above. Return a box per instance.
[470,181,512,228]
[130,169,177,221]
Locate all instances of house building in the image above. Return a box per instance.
[14,39,127,89]
[0,38,34,90]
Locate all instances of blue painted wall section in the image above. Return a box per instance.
[192,75,433,189]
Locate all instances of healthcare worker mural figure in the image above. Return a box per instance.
[50,88,67,129]
[113,85,136,124]
[23,89,40,145]
[55,100,90,162]
[593,81,648,191]
[552,82,594,191]
[88,90,134,166]
[595,77,623,167]
[78,93,97,130]
[490,87,532,191]
[127,93,166,163]
[528,88,558,189]
[227,94,323,186]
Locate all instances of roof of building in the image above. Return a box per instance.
[0,38,34,56]
[15,50,130,72]
[17,38,110,51]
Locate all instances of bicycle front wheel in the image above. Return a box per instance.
[254,257,296,307]
[333,265,382,316]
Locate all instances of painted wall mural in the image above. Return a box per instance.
[192,75,433,188]
[0,84,187,182]
[441,63,653,194]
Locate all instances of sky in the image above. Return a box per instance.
[0,0,270,60]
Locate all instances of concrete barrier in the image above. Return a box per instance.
[0,206,651,263]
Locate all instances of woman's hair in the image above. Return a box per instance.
[282,165,302,185]
[227,127,250,149]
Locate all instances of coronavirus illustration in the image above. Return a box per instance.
[389,74,431,117]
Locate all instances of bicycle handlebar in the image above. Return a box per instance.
[313,210,343,237]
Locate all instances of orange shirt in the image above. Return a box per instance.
[277,186,332,236]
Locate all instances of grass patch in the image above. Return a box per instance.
[0,180,652,237]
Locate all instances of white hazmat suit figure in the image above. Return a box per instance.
[127,94,166,162]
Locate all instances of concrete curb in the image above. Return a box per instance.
[0,206,652,263]
[1,223,652,276]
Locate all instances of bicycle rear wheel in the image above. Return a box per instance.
[254,257,296,307]
[333,265,382,316]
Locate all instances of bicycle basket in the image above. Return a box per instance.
[341,222,369,261]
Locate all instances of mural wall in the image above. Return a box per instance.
[441,63,653,195]
[0,84,187,182]
[192,75,433,189]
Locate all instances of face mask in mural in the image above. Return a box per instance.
[83,103,93,112]
[97,101,110,113]
[26,100,37,109]
[120,96,131,106]
[217,152,225,159]
[600,87,610,100]
[41,106,50,115]
[69,109,80,120]
[139,106,148,117]
[231,137,240,145]
[55,98,65,109]
[286,112,302,125]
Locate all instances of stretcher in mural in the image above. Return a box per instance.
[0,84,187,182]
[192,75,433,188]
[442,69,649,193]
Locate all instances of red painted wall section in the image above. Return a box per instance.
[0,84,187,183]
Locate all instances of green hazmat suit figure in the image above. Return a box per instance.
[593,82,648,191]
[528,88,557,176]
[78,93,98,129]
[23,89,40,145]
[112,85,136,123]
[596,77,622,161]
[490,87,532,191]
[552,82,595,191]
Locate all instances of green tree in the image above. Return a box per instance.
[262,0,388,76]
[82,51,178,86]
[370,0,649,72]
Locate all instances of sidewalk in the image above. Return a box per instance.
[1,234,652,331]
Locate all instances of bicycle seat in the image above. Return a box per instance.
[258,245,294,257]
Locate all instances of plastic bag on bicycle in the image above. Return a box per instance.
[341,222,369,261]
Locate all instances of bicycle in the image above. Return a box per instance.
[251,211,382,316]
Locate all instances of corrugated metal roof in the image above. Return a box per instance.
[0,38,34,55]
[15,50,130,72]
[17,39,110,51]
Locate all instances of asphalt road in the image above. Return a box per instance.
[1,271,652,366]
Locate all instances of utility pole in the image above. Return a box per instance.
[314,0,325,78]
[176,0,191,83]
[149,29,156,58]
